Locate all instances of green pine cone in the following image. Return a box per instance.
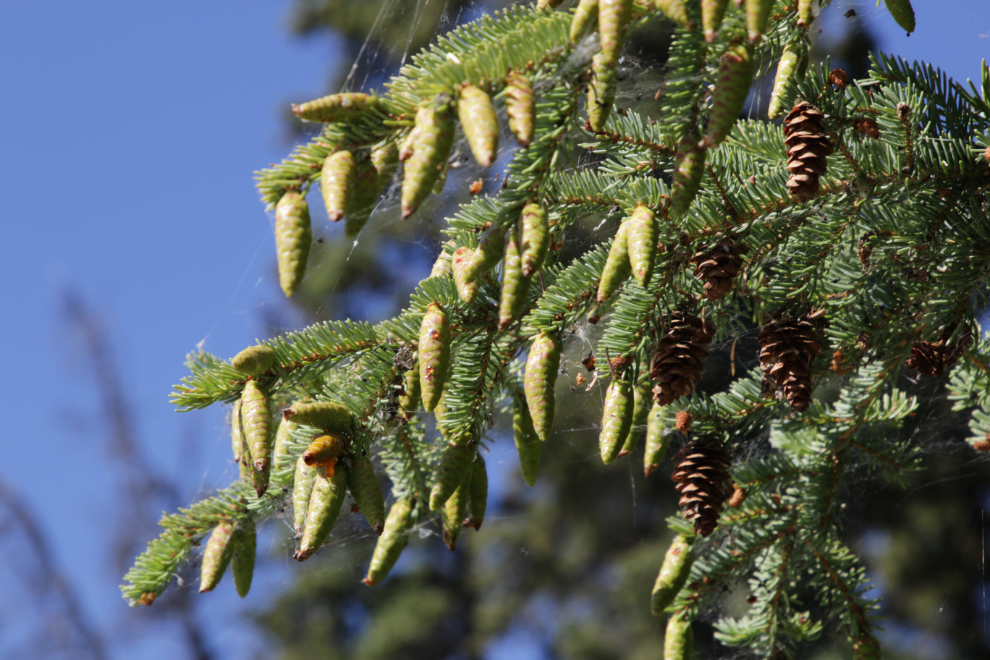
[231,345,275,376]
[274,190,312,298]
[241,380,272,475]
[587,52,617,132]
[398,364,421,420]
[371,141,400,187]
[644,402,671,476]
[570,0,599,43]
[524,331,562,442]
[499,227,530,330]
[320,150,355,222]
[291,92,379,122]
[596,220,632,305]
[463,224,506,285]
[600,377,634,465]
[419,303,451,413]
[272,413,298,471]
[655,0,691,27]
[452,247,480,304]
[701,0,729,42]
[398,117,423,162]
[884,0,915,34]
[345,158,379,239]
[401,104,455,219]
[746,0,774,43]
[292,456,317,536]
[768,41,808,120]
[598,0,633,67]
[295,467,348,561]
[627,204,658,288]
[619,380,653,457]
[670,130,706,217]
[231,398,244,465]
[348,456,386,535]
[505,70,535,148]
[703,44,752,148]
[199,521,235,593]
[520,203,549,277]
[429,442,476,511]
[230,518,256,599]
[664,612,694,660]
[458,84,499,168]
[363,497,416,586]
[283,401,354,435]
[651,534,695,613]
[796,0,814,27]
[430,245,453,278]
[513,394,543,487]
[465,453,488,530]
[442,468,472,550]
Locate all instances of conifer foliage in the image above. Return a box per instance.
[123,0,990,657]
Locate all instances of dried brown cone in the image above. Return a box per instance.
[650,311,713,406]
[783,101,834,202]
[671,440,732,536]
[907,325,972,377]
[691,237,749,301]
[758,310,825,412]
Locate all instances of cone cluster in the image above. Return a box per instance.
[691,238,748,301]
[671,440,732,537]
[650,312,712,406]
[784,101,833,202]
[758,311,825,412]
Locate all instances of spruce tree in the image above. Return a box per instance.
[122,1,990,657]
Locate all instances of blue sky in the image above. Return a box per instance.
[0,1,989,659]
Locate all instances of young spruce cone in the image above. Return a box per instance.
[758,310,825,412]
[784,101,833,202]
[650,311,712,406]
[671,440,732,536]
[691,237,748,300]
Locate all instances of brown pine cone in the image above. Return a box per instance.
[758,310,825,412]
[651,311,712,406]
[691,237,749,301]
[784,101,833,202]
[671,440,732,536]
[907,325,972,377]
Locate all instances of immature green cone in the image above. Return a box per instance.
[702,0,729,42]
[419,303,451,412]
[231,345,275,376]
[464,225,506,285]
[292,456,317,535]
[703,44,752,148]
[401,104,455,219]
[651,534,695,613]
[627,204,658,288]
[295,468,348,561]
[458,84,499,168]
[619,380,652,457]
[345,159,379,239]
[284,401,354,435]
[320,150,355,222]
[524,332,561,442]
[570,0,599,43]
[272,414,298,471]
[464,454,488,530]
[796,0,814,28]
[230,518,256,598]
[596,220,632,305]
[587,53,617,132]
[745,0,774,43]
[231,398,245,465]
[429,443,476,511]
[767,41,808,120]
[598,0,633,67]
[302,434,347,476]
[241,380,272,475]
[600,377,634,464]
[670,131,706,217]
[292,92,378,122]
[655,0,690,27]
[499,228,530,330]
[644,402,671,476]
[884,0,915,34]
[520,203,549,277]
[452,247,480,304]
[363,497,416,586]
[442,469,472,550]
[664,612,694,660]
[348,456,386,535]
[199,521,234,593]
[371,141,400,187]
[513,394,543,487]
[398,364,421,420]
[274,190,312,298]
[430,245,453,278]
[505,70,535,148]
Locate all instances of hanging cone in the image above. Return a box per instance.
[587,53,617,132]
[671,440,732,536]
[703,45,752,148]
[691,237,748,301]
[442,467,472,550]
[619,380,652,457]
[784,101,834,202]
[363,497,416,586]
[513,393,543,486]
[745,0,774,43]
[796,0,815,28]
[464,453,488,530]
[274,191,312,298]
[231,398,245,467]
[452,247,480,304]
[401,104,455,218]
[320,150,355,222]
[596,220,632,304]
[463,225,506,285]
[627,204,658,288]
[655,0,691,27]
[505,71,535,147]
[292,93,378,122]
[284,402,354,436]
[768,41,808,120]
[670,130,706,218]
[272,413,298,471]
[883,0,915,34]
[664,612,694,660]
[429,443,477,511]
[499,227,530,330]
[598,0,633,67]
[570,0,599,43]
[524,332,562,442]
[292,456,317,536]
[520,203,549,277]
[643,402,670,476]
[371,141,399,187]
[419,303,451,412]
[650,311,712,406]
[295,468,348,561]
[600,377,634,464]
[241,381,273,492]
[757,310,825,412]
[458,83,499,167]
[398,363,421,420]
[230,518,256,598]
[345,159,379,239]
[348,456,386,535]
[650,533,694,614]
[231,345,275,376]
[906,340,949,377]
[701,0,729,43]
[199,521,235,593]
[430,244,454,278]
